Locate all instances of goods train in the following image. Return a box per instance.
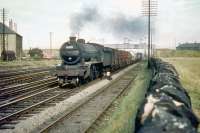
[55,37,134,86]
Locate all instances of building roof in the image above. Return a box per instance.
[0,22,22,37]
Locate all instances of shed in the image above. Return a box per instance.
[0,22,23,58]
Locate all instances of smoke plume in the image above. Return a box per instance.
[70,7,100,35]
[70,7,148,38]
[103,15,147,38]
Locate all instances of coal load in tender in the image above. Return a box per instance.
[135,58,199,133]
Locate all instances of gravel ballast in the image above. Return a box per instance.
[3,64,137,133]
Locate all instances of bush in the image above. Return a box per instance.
[28,48,43,59]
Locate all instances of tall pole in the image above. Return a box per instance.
[148,0,151,67]
[2,8,6,61]
[142,0,157,68]
[49,32,52,57]
[151,29,153,56]
[0,8,8,61]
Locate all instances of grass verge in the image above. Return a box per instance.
[163,58,200,116]
[97,62,151,133]
[156,49,200,58]
[163,58,200,132]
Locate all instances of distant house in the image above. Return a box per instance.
[0,23,23,58]
[176,43,200,50]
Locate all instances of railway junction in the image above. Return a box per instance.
[0,0,200,132]
[0,59,198,133]
[0,62,143,132]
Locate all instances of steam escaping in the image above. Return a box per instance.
[70,7,100,35]
[70,7,149,39]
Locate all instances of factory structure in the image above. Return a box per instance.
[0,22,23,59]
[176,42,200,50]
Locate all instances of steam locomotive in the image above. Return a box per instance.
[55,37,134,86]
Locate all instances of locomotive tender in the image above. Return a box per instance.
[56,37,133,86]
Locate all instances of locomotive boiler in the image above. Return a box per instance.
[56,37,133,86]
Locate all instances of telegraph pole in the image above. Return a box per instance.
[49,32,53,58]
[151,29,153,56]
[142,0,157,68]
[148,0,151,67]
[0,8,8,61]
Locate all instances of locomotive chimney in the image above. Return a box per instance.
[77,39,85,44]
[69,36,76,43]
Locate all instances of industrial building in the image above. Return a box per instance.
[0,22,23,59]
[176,43,200,50]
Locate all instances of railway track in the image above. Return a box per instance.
[0,67,53,78]
[0,63,139,132]
[38,64,140,133]
[0,77,57,105]
[0,86,75,129]
[0,75,103,131]
[0,67,53,87]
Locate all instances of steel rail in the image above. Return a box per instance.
[39,71,137,133]
[0,77,56,92]
[0,80,57,105]
[0,71,50,87]
[0,71,49,83]
[0,88,73,126]
[0,82,57,105]
[0,77,56,97]
[0,67,53,78]
[0,86,60,110]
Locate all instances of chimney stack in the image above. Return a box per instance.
[69,36,76,43]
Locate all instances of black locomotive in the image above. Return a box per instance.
[56,37,133,86]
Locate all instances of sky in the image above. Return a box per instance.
[0,0,200,49]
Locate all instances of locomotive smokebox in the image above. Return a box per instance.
[69,36,76,43]
[77,39,85,44]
